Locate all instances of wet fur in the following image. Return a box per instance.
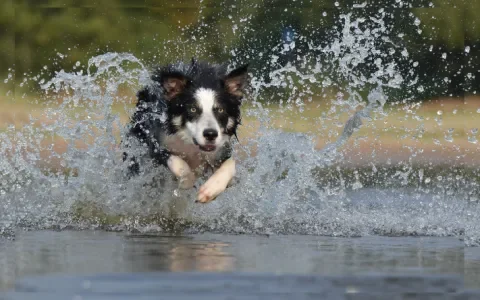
[123,59,248,203]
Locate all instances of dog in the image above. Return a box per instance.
[123,58,248,203]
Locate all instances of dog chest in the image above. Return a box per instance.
[163,134,218,173]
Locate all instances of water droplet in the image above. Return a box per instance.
[444,128,454,142]
[425,178,431,183]
[414,18,421,26]
[465,46,471,53]
[468,129,478,144]
[334,1,339,6]
[452,109,457,114]
[468,137,477,144]
[322,11,327,16]
[442,53,447,59]
[437,110,443,115]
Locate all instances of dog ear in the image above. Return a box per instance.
[161,73,188,100]
[224,64,249,97]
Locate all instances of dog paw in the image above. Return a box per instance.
[196,177,227,203]
[178,172,196,189]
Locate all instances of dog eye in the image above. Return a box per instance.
[218,108,224,113]
[190,107,196,113]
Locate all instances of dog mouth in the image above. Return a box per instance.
[199,144,216,152]
[193,138,216,152]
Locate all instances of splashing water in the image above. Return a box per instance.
[1,11,478,247]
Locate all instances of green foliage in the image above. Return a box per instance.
[12,1,187,79]
[0,0,14,69]
[414,0,477,50]
[0,0,478,99]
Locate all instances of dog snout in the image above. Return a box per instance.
[203,129,218,141]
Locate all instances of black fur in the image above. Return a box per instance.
[123,59,248,176]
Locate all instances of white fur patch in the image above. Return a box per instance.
[227,117,235,130]
[185,88,224,147]
[172,116,182,128]
[194,88,216,112]
[167,155,191,178]
[176,129,194,144]
[197,158,236,203]
[167,155,196,189]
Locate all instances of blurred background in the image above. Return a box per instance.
[0,0,479,169]
[2,0,479,97]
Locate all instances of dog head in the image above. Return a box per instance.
[155,59,248,152]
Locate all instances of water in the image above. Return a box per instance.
[1,4,479,297]
[1,231,480,298]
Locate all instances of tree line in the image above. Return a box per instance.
[1,0,478,101]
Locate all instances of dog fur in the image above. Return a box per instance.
[123,58,248,203]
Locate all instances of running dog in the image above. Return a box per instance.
[123,58,248,203]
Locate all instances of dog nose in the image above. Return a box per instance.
[203,129,218,141]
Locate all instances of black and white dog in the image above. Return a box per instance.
[123,59,248,203]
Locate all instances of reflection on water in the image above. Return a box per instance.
[124,235,234,272]
[0,230,476,291]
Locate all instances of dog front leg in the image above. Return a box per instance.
[167,155,196,189]
[197,158,236,203]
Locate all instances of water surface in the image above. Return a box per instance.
[2,230,479,298]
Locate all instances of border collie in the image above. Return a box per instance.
[123,58,249,203]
